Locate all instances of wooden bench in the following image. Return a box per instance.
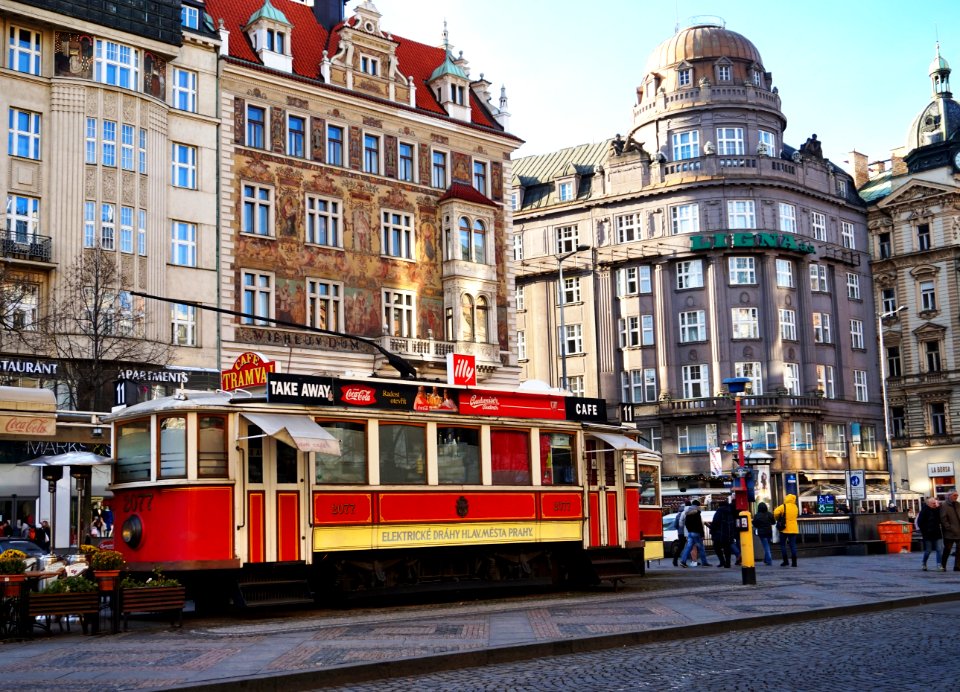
[120,587,186,631]
[26,592,101,634]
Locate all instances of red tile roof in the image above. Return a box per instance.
[205,0,501,130]
[438,183,498,207]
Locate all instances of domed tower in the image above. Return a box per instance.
[630,17,786,161]
[904,42,960,171]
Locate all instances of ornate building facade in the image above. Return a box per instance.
[511,21,888,509]
[857,44,960,502]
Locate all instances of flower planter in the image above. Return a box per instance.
[120,586,186,631]
[94,570,122,592]
[1,574,25,598]
[26,591,101,635]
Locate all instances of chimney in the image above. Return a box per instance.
[848,150,868,188]
[891,152,908,176]
[314,0,346,32]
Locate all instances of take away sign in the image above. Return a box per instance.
[447,353,477,387]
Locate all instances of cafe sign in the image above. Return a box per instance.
[690,232,816,255]
[928,462,955,477]
[221,351,276,391]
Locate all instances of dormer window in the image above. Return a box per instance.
[558,181,573,202]
[265,29,285,53]
[678,68,692,87]
[752,70,762,87]
[245,0,293,72]
[181,5,199,29]
[360,55,379,76]
[717,64,731,82]
[451,84,466,105]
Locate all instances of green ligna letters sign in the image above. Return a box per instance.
[689,232,816,254]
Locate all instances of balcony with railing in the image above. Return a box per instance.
[377,335,501,369]
[1,229,52,263]
[658,393,825,418]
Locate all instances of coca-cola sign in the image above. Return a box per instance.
[0,415,56,436]
[340,385,377,406]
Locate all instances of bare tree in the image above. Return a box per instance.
[26,247,174,411]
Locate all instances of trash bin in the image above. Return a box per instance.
[877,520,913,554]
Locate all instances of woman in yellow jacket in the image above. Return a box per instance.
[774,493,800,567]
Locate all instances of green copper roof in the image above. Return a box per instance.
[247,0,290,27]
[429,51,468,82]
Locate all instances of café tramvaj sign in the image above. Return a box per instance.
[689,231,816,255]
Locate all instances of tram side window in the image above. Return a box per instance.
[637,462,660,505]
[490,429,530,485]
[540,432,576,485]
[159,416,187,478]
[379,423,426,484]
[198,416,228,478]
[248,426,263,484]
[316,420,367,484]
[116,420,151,482]
[437,426,480,484]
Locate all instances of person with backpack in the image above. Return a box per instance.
[752,502,776,566]
[709,499,738,568]
[678,500,711,567]
[672,503,688,566]
[774,493,800,567]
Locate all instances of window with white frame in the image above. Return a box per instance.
[841,221,855,249]
[171,143,197,188]
[637,426,662,452]
[616,267,638,296]
[85,118,97,164]
[138,209,146,256]
[398,142,415,182]
[638,265,652,293]
[382,210,414,259]
[824,423,846,455]
[619,317,640,348]
[616,213,639,242]
[677,67,692,86]
[555,225,578,254]
[138,128,147,173]
[678,423,715,454]
[512,232,523,261]
[813,312,831,343]
[305,195,340,247]
[431,150,448,188]
[735,361,763,395]
[744,421,777,449]
[779,203,797,233]
[517,330,526,360]
[809,263,829,292]
[681,364,709,399]
[458,217,487,263]
[8,108,40,160]
[326,124,344,166]
[679,310,706,343]
[306,279,342,331]
[784,362,800,395]
[729,257,756,284]
[99,203,115,249]
[119,206,133,253]
[121,124,134,170]
[671,203,700,235]
[558,181,573,201]
[717,64,731,81]
[171,221,196,266]
[881,288,897,313]
[816,364,836,398]
[676,259,703,289]
[643,368,657,402]
[6,194,39,243]
[622,370,642,403]
[172,68,197,112]
[263,28,286,53]
[836,179,847,197]
[641,314,654,346]
[859,425,878,454]
[776,259,794,288]
[559,275,581,304]
[102,120,116,166]
[511,191,518,211]
[846,272,860,299]
[779,309,797,340]
[171,303,196,346]
[671,130,700,160]
[242,184,272,236]
[241,271,273,325]
[473,160,488,194]
[515,285,525,311]
[83,201,95,248]
[810,211,827,241]
[180,4,199,29]
[246,104,265,148]
[383,289,415,337]
[758,129,776,157]
[850,319,864,349]
[920,280,937,311]
[567,375,585,398]
[287,114,306,158]
[561,323,583,355]
[727,200,756,229]
[853,370,868,401]
[363,133,381,174]
[731,307,759,339]
[95,39,139,89]
[716,127,744,155]
[360,54,378,75]
[790,421,813,450]
[8,27,41,75]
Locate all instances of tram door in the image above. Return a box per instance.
[586,441,622,548]
[246,427,304,563]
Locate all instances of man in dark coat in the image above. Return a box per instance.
[939,491,960,571]
[916,497,943,571]
[710,500,738,568]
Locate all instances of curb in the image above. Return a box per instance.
[163,589,960,691]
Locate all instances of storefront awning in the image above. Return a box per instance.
[588,432,661,460]
[0,385,56,437]
[241,413,340,455]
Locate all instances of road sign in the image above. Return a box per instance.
[817,494,835,514]
[849,470,865,501]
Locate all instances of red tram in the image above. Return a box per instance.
[104,374,662,606]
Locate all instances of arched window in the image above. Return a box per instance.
[461,294,474,341]
[472,219,486,263]
[476,295,488,343]
[459,216,470,261]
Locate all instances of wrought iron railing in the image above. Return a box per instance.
[1,228,52,262]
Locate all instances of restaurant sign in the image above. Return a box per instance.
[690,232,815,255]
[221,352,276,391]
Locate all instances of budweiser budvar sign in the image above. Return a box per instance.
[458,390,566,420]
[0,415,55,436]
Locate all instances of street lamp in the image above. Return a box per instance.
[556,244,590,391]
[878,305,906,510]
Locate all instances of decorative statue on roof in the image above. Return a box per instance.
[800,134,823,159]
[611,134,625,156]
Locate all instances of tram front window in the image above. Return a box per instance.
[437,426,480,484]
[316,420,367,484]
[379,423,426,484]
[638,463,660,505]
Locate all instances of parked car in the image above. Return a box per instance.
[0,537,45,559]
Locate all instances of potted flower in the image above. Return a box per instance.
[0,549,27,597]
[119,568,186,630]
[88,548,126,591]
[28,575,100,635]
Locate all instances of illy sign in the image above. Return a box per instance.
[447,353,477,387]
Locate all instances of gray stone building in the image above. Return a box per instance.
[511,20,888,510]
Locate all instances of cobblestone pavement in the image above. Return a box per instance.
[0,552,956,691]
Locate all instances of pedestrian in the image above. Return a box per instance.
[102,504,114,537]
[710,499,737,568]
[672,502,688,567]
[915,497,943,571]
[774,493,800,567]
[753,501,776,566]
[678,500,711,567]
[939,490,960,571]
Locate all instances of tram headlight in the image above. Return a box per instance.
[121,514,143,549]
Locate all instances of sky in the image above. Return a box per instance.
[361,0,960,173]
